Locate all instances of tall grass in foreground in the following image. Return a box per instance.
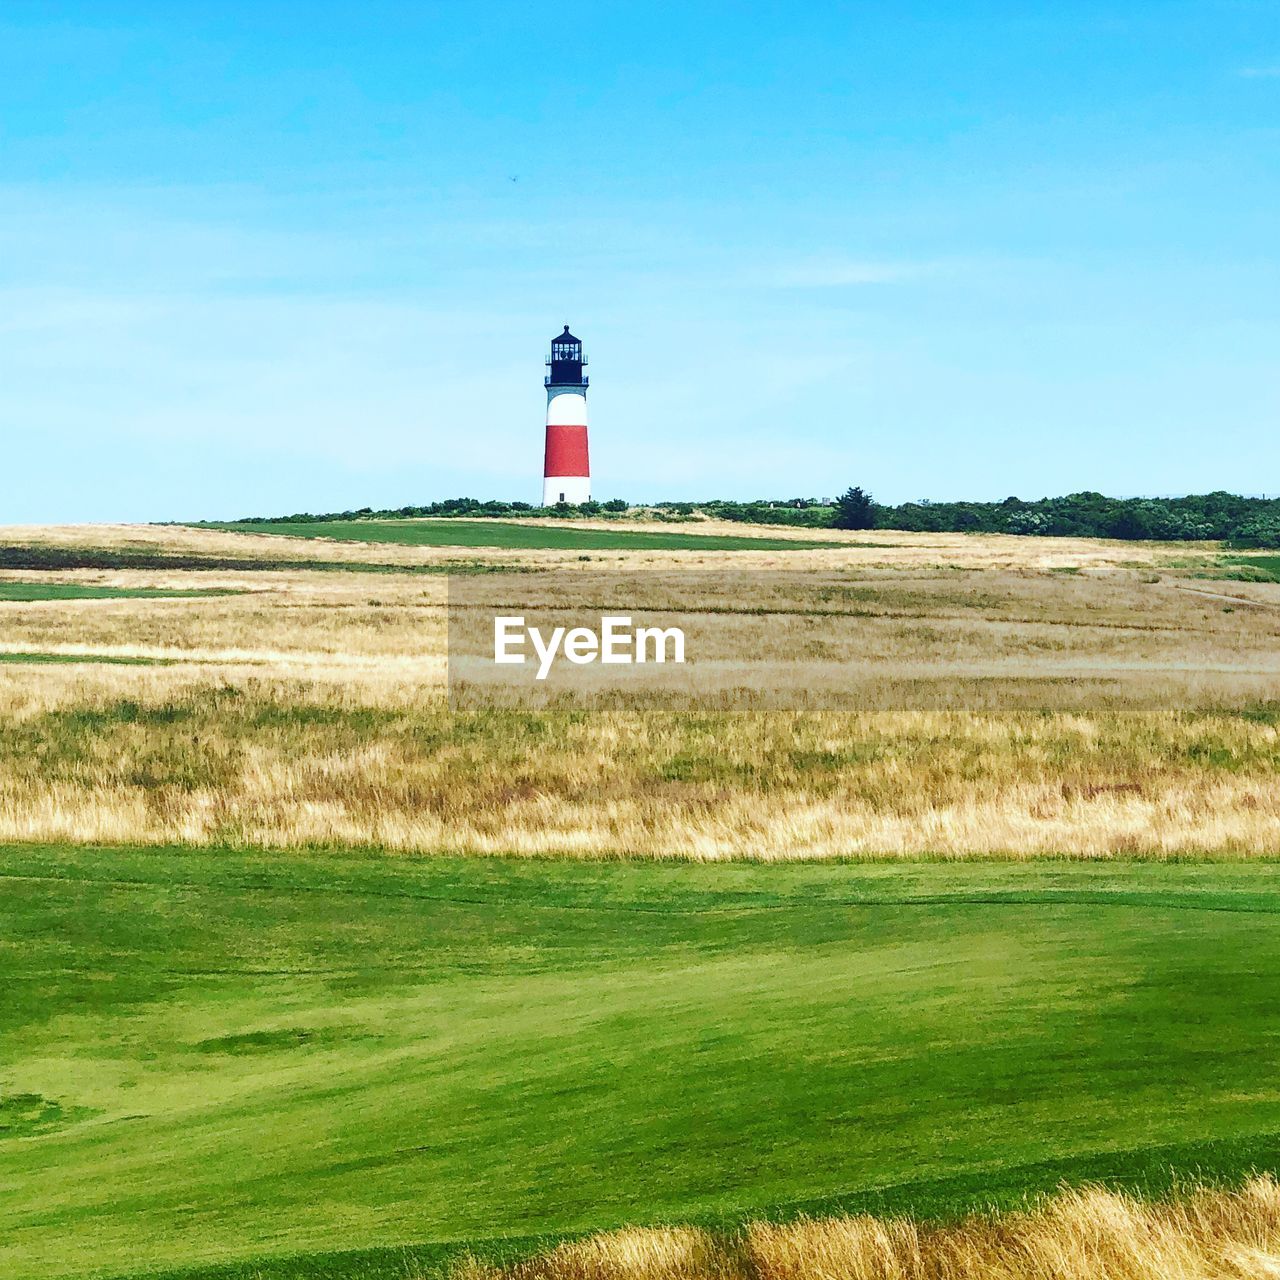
[1,678,1280,855]
[458,1178,1280,1280]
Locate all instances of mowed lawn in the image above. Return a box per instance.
[1222,554,1280,580]
[196,519,841,551]
[0,652,174,666]
[4,850,1280,1280]
[0,582,238,601]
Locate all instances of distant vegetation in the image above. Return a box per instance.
[219,496,634,523]
[870,490,1280,544]
[671,490,1280,543]
[221,491,1280,544]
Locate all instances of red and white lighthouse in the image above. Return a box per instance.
[542,325,591,506]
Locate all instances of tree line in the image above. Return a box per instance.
[229,490,1280,546]
[831,489,1280,545]
[689,489,1280,545]
[235,497,630,523]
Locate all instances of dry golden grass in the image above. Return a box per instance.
[0,678,1279,855]
[0,524,1276,856]
[457,1178,1280,1280]
[447,566,1280,713]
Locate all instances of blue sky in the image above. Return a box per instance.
[2,2,1278,520]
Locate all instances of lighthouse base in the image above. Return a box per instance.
[543,475,591,506]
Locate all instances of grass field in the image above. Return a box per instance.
[3,523,1280,1279]
[1,545,1280,854]
[196,519,844,552]
[5,847,1280,1280]
[1220,554,1280,582]
[0,582,239,601]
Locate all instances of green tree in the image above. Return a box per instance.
[832,487,877,530]
[1232,518,1280,549]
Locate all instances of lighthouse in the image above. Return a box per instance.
[542,325,591,506]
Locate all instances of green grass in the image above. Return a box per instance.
[0,582,241,602]
[0,652,176,667]
[1212,554,1280,583]
[0,546,519,575]
[5,849,1280,1280]
[196,519,842,551]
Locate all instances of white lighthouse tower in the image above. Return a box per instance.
[542,325,591,506]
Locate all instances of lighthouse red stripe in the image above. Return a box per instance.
[543,424,590,477]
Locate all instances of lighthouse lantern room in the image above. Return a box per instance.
[542,325,591,506]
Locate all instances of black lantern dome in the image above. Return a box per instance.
[546,324,588,387]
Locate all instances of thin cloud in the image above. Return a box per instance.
[1238,66,1280,78]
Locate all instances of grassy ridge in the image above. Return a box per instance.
[196,519,841,551]
[4,848,1280,1278]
